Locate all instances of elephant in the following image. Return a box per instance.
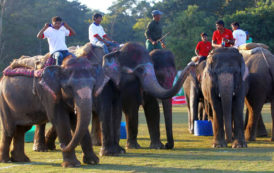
[92,43,195,154]
[0,56,107,167]
[201,47,247,148]
[183,60,207,134]
[243,48,274,141]
[33,42,195,156]
[120,49,178,149]
[32,45,106,152]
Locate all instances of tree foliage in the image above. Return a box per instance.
[0,0,273,71]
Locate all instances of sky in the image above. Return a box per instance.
[77,0,116,12]
[77,0,161,13]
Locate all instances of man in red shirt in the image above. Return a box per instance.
[212,20,234,48]
[195,32,212,63]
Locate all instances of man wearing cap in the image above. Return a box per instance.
[145,10,166,52]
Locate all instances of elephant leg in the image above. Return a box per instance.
[0,131,12,162]
[91,111,102,146]
[99,85,116,156]
[245,98,264,141]
[11,125,31,162]
[54,107,80,167]
[256,114,268,137]
[33,124,47,152]
[143,93,164,149]
[45,126,57,150]
[113,96,125,154]
[211,100,226,148]
[124,97,141,149]
[185,95,192,134]
[198,102,204,120]
[231,95,247,148]
[162,98,174,149]
[271,99,274,141]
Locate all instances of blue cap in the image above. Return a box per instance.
[152,10,163,16]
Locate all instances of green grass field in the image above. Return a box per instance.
[0,105,273,173]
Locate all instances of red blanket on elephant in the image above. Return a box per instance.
[3,57,56,78]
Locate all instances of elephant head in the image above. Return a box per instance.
[204,47,247,143]
[39,56,107,152]
[102,42,195,99]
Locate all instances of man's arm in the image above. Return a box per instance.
[103,35,116,43]
[37,23,49,39]
[212,40,222,48]
[63,22,76,36]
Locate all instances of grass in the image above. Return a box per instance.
[0,105,273,172]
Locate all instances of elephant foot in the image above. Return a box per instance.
[33,142,47,152]
[83,153,99,165]
[212,140,227,148]
[126,140,141,149]
[256,131,268,137]
[245,131,256,141]
[149,141,165,149]
[99,146,115,156]
[45,140,56,151]
[61,159,81,168]
[165,142,174,149]
[114,145,126,154]
[92,139,102,146]
[10,151,30,162]
[0,155,10,163]
[232,140,247,148]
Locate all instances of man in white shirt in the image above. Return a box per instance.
[231,22,246,48]
[37,16,76,65]
[89,13,118,54]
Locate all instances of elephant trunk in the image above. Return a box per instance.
[140,63,193,99]
[218,73,233,142]
[61,94,93,152]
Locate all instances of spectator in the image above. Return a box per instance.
[246,31,253,43]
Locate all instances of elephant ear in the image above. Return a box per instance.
[240,58,249,81]
[92,65,110,97]
[102,51,121,86]
[39,65,62,101]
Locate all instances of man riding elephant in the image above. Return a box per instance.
[37,16,76,65]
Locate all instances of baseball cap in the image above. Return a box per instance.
[152,10,163,16]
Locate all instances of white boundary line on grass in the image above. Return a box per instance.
[0,163,32,170]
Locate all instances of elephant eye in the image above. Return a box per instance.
[136,67,144,74]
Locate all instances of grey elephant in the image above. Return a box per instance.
[183,60,207,134]
[0,56,107,167]
[201,48,247,148]
[120,49,178,149]
[92,43,195,154]
[34,43,194,156]
[243,48,274,141]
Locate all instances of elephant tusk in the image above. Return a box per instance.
[218,93,221,98]
[233,92,235,96]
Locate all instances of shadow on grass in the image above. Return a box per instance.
[80,163,274,173]
[119,150,273,161]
